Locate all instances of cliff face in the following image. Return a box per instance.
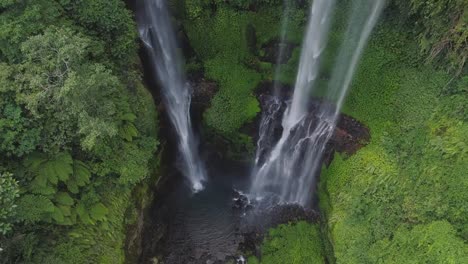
[129,1,467,263]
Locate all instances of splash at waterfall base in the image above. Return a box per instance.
[136,79,370,264]
[249,81,371,206]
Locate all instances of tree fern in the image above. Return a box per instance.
[75,202,93,225]
[55,192,74,206]
[120,113,136,122]
[21,153,101,225]
[29,182,56,196]
[25,152,73,192]
[72,160,91,186]
[16,195,54,224]
[119,122,138,142]
[90,203,108,221]
[51,206,65,223]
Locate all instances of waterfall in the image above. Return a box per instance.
[272,0,291,96]
[252,0,292,172]
[251,0,385,206]
[137,0,206,191]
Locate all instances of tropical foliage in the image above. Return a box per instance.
[0,1,158,263]
[319,22,468,263]
[1,0,466,263]
[248,221,325,264]
[393,0,467,72]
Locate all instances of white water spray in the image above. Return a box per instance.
[251,0,385,206]
[137,0,206,191]
[272,0,292,96]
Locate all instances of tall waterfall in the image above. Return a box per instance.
[137,0,206,191]
[251,0,385,206]
[272,0,291,96]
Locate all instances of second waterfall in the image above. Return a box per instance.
[251,0,385,206]
[137,0,206,191]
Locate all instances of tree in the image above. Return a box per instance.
[0,172,19,235]
[17,26,133,152]
[0,63,40,157]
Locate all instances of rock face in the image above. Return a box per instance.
[250,81,371,165]
[332,114,371,155]
[260,39,297,64]
[190,78,219,109]
[236,192,320,260]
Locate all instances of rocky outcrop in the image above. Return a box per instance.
[250,81,371,165]
[190,78,219,110]
[260,39,297,64]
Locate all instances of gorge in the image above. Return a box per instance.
[137,0,207,191]
[137,0,383,262]
[0,0,466,264]
[251,0,384,206]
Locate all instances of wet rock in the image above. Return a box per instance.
[238,201,320,258]
[254,81,293,98]
[260,39,297,64]
[190,78,219,108]
[250,81,370,162]
[332,114,370,155]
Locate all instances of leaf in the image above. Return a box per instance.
[73,160,91,186]
[76,202,93,225]
[16,195,54,223]
[25,152,74,192]
[58,205,72,216]
[51,207,65,223]
[52,152,73,182]
[120,113,136,122]
[90,203,108,221]
[55,192,74,206]
[30,173,48,189]
[40,164,58,184]
[119,122,138,141]
[30,182,56,195]
[66,178,79,194]
[23,152,47,171]
[69,209,77,224]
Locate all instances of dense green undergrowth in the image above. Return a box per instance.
[0,0,466,263]
[319,22,468,263]
[0,1,159,263]
[176,0,306,155]
[179,0,467,155]
[248,221,325,264]
[178,1,467,261]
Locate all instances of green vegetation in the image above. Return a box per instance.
[0,1,158,263]
[248,221,325,264]
[319,21,468,263]
[179,2,467,261]
[179,0,306,155]
[393,0,467,73]
[0,0,466,263]
[0,172,19,235]
[183,6,261,137]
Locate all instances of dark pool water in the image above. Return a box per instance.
[142,161,251,264]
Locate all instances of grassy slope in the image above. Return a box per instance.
[319,22,468,263]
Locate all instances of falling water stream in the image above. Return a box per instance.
[137,0,206,191]
[136,0,384,262]
[272,0,292,96]
[251,0,385,206]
